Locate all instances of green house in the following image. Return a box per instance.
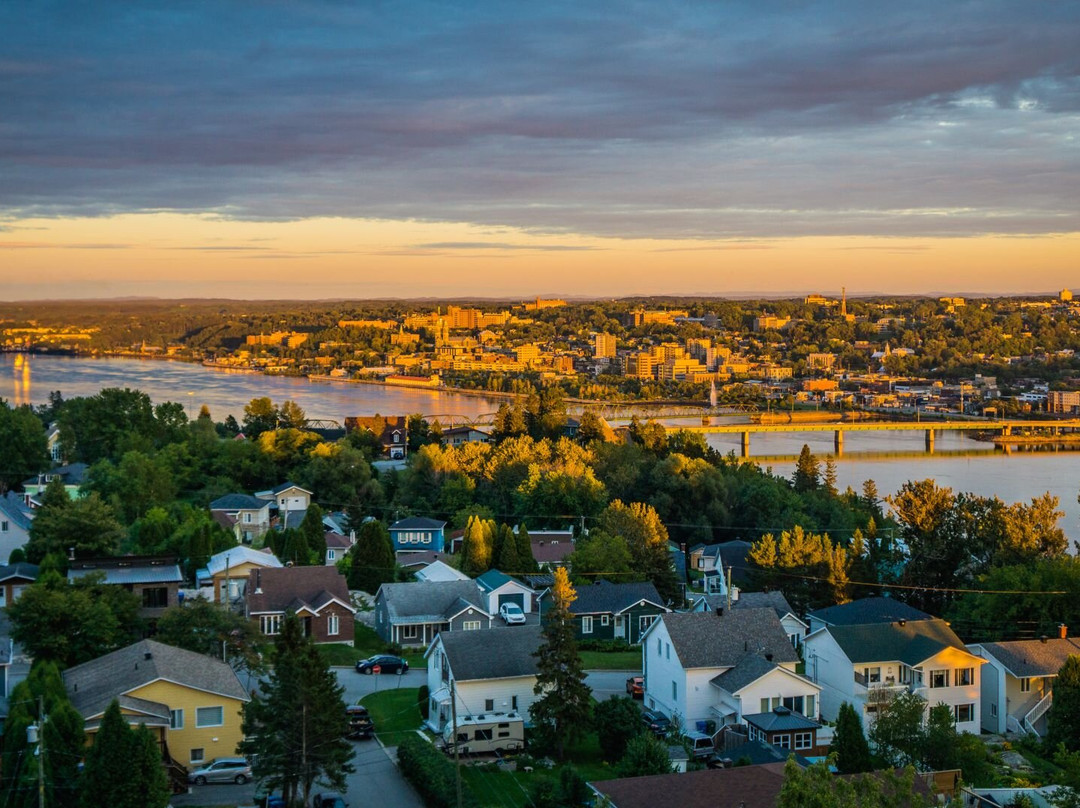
[540,580,669,645]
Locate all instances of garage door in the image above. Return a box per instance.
[498,593,525,610]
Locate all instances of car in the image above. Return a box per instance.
[499,602,527,625]
[625,676,644,698]
[187,757,252,785]
[346,704,375,740]
[313,795,349,808]
[355,654,409,674]
[684,730,715,759]
[640,709,671,737]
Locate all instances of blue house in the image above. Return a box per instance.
[389,516,447,553]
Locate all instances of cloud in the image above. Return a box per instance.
[411,242,598,251]
[0,241,131,249]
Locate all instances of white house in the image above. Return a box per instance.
[425,625,542,733]
[0,493,34,565]
[968,633,1080,736]
[476,570,536,615]
[806,596,932,636]
[324,532,354,566]
[641,609,820,734]
[804,618,984,733]
[209,494,272,543]
[689,591,808,648]
[415,559,471,583]
[255,482,313,514]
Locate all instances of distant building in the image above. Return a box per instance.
[594,333,616,359]
[1047,391,1080,414]
[67,556,183,621]
[1061,289,1073,302]
[522,297,566,311]
[345,415,408,459]
[753,315,790,332]
[389,516,447,553]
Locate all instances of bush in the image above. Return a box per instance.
[576,638,632,653]
[594,697,643,761]
[418,685,430,720]
[396,734,477,808]
[386,642,404,656]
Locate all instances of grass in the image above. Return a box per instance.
[318,623,427,667]
[360,686,424,746]
[579,650,641,670]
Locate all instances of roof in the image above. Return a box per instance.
[209,493,268,511]
[823,618,973,666]
[0,562,39,583]
[378,579,488,623]
[23,463,88,487]
[278,509,308,530]
[734,591,800,621]
[716,739,813,768]
[415,560,470,583]
[0,492,34,532]
[659,609,799,669]
[63,639,249,719]
[476,569,532,593]
[67,557,182,586]
[202,545,282,578]
[743,706,821,733]
[325,532,353,549]
[256,481,312,497]
[434,625,542,681]
[390,516,446,531]
[591,762,788,808]
[530,537,574,564]
[245,566,355,615]
[396,550,445,568]
[974,638,1080,678]
[568,580,666,615]
[807,597,933,627]
[716,540,754,583]
[710,653,788,694]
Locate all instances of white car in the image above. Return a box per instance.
[499,603,527,625]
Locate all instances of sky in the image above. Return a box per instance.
[1,1,1078,300]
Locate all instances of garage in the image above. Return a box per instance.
[498,593,525,610]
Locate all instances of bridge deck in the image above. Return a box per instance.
[681,420,1080,434]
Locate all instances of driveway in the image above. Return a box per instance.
[334,667,427,705]
[585,670,641,702]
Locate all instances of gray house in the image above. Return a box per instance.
[541,580,668,645]
[0,492,34,565]
[374,580,492,647]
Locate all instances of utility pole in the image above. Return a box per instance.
[38,694,45,808]
[451,680,462,808]
[726,566,733,612]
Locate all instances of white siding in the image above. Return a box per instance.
[486,582,535,613]
[642,621,689,726]
[735,666,821,721]
[804,630,857,721]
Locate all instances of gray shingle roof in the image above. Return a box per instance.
[733,591,797,620]
[808,597,932,627]
[437,625,543,681]
[717,739,813,768]
[710,653,783,694]
[380,580,488,623]
[742,706,821,733]
[660,609,799,669]
[0,562,38,583]
[210,493,268,511]
[825,619,970,666]
[246,566,354,615]
[0,492,33,531]
[975,638,1080,678]
[63,639,249,719]
[569,580,665,615]
[390,516,446,531]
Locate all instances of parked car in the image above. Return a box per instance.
[187,757,252,785]
[355,654,409,674]
[346,704,375,740]
[625,676,644,698]
[684,731,715,759]
[313,795,349,808]
[640,709,671,737]
[499,603,527,625]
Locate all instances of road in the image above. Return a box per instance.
[334,666,427,705]
[585,670,641,702]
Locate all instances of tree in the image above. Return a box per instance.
[494,523,522,571]
[460,515,494,576]
[514,523,539,573]
[532,567,592,760]
[299,503,327,565]
[345,520,396,594]
[131,724,171,808]
[240,613,353,807]
[278,399,307,429]
[595,696,643,762]
[596,500,680,604]
[25,491,125,563]
[778,757,932,808]
[155,598,266,676]
[747,526,851,614]
[242,396,279,437]
[616,733,672,777]
[567,530,636,584]
[58,388,156,463]
[0,401,48,492]
[868,691,928,768]
[81,700,167,808]
[278,527,310,567]
[792,444,820,492]
[823,457,838,496]
[1049,655,1080,751]
[833,702,873,774]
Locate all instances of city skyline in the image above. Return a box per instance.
[2,1,1078,299]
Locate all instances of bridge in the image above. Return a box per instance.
[678,419,1080,457]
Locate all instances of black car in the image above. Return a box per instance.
[346,705,375,740]
[355,654,409,674]
[640,709,671,737]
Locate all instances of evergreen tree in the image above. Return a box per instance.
[532,567,592,760]
[823,457,838,496]
[495,524,522,572]
[616,733,672,777]
[460,515,494,575]
[833,702,873,774]
[278,527,310,567]
[514,524,539,573]
[792,444,820,492]
[595,696,644,761]
[130,724,170,808]
[1049,655,1080,751]
[345,520,395,594]
[81,701,139,808]
[299,503,326,565]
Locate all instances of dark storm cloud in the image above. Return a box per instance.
[1,0,1077,238]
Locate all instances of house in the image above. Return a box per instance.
[396,550,446,572]
[716,540,754,588]
[324,531,354,566]
[803,617,984,732]
[0,492,34,564]
[244,566,356,645]
[414,560,471,583]
[528,530,574,570]
[806,596,932,635]
[374,580,491,647]
[590,763,789,808]
[209,494,272,543]
[542,580,668,645]
[688,591,808,648]
[968,633,1080,736]
[441,426,492,447]
[424,625,542,733]
[67,556,183,620]
[476,570,536,615]
[743,705,828,757]
[63,639,250,770]
[345,415,408,459]
[21,463,89,504]
[389,516,447,553]
[0,562,38,610]
[195,545,282,604]
[254,481,312,514]
[642,610,818,734]
[689,544,724,573]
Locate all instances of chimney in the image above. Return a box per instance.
[255,569,263,594]
[1060,624,1068,640]
[765,653,773,662]
[144,651,152,661]
[68,546,76,562]
[1040,635,1048,644]
[715,606,723,617]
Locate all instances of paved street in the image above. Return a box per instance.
[585,670,641,702]
[334,666,427,705]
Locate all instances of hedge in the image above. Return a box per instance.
[396,733,477,808]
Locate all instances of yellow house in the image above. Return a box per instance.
[196,545,283,604]
[63,639,250,772]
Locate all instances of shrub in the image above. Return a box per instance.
[418,685,430,720]
[396,734,477,808]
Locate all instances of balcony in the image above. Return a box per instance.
[853,671,913,696]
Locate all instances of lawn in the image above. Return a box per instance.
[360,686,425,746]
[579,650,641,670]
[318,624,428,667]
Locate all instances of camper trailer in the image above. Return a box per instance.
[440,711,525,755]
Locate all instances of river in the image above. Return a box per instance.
[5,354,1079,539]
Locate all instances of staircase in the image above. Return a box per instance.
[1023,691,1053,736]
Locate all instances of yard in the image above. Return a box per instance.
[360,686,426,746]
[318,624,430,667]
[579,650,642,670]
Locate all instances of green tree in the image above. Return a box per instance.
[299,503,327,565]
[240,613,354,806]
[567,530,636,584]
[58,388,156,463]
[80,701,141,808]
[155,598,266,676]
[460,515,494,576]
[595,696,643,762]
[778,757,932,808]
[532,567,592,760]
[25,491,125,563]
[278,399,307,429]
[494,523,522,571]
[514,524,539,573]
[130,723,170,808]
[242,396,279,438]
[278,527,310,567]
[792,444,820,492]
[1049,655,1080,751]
[833,702,873,774]
[0,401,48,492]
[869,691,928,769]
[345,520,396,594]
[616,733,672,777]
[747,526,851,614]
[596,500,679,604]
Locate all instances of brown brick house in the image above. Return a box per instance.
[245,566,356,645]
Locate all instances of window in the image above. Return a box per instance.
[930,669,949,688]
[169,709,184,730]
[190,748,205,764]
[474,728,492,741]
[463,621,481,631]
[328,549,336,560]
[805,694,816,718]
[672,681,678,700]
[639,615,657,634]
[783,696,805,715]
[582,616,593,634]
[863,666,881,684]
[657,638,662,655]
[195,707,224,728]
[244,512,252,523]
[954,703,975,723]
[601,615,610,626]
[760,698,770,713]
[991,703,998,717]
[261,615,282,635]
[511,696,518,711]
[1020,677,1032,693]
[665,643,670,661]
[402,625,419,639]
[485,699,494,712]
[0,521,7,532]
[794,732,813,750]
[142,587,169,609]
[775,734,791,748]
[328,614,340,636]
[954,667,974,687]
